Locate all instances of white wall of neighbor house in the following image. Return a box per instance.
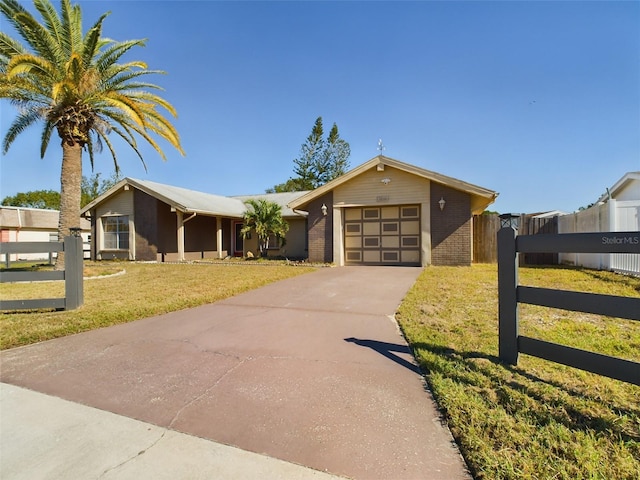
[0,229,91,262]
[558,199,640,275]
[95,188,135,260]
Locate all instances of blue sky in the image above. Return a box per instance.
[1,0,638,214]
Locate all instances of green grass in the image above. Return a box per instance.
[1,262,315,349]
[396,264,640,479]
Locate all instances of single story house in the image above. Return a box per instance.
[81,155,498,266]
[0,206,91,262]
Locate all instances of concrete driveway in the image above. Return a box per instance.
[1,266,470,479]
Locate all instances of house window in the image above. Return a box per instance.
[267,233,281,250]
[103,216,129,250]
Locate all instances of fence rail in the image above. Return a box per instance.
[0,236,84,311]
[498,228,640,386]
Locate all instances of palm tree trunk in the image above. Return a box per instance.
[55,142,83,270]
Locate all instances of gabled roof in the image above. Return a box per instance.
[1,206,90,230]
[288,155,498,214]
[81,178,309,218]
[598,171,640,202]
[81,178,247,218]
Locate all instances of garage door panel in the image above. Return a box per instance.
[382,251,400,263]
[346,251,362,262]
[345,209,362,221]
[363,237,380,248]
[402,221,420,235]
[401,206,419,218]
[363,250,380,263]
[363,223,380,235]
[382,222,399,234]
[381,237,399,248]
[381,206,399,219]
[345,223,361,235]
[402,250,420,263]
[345,237,361,248]
[402,236,419,247]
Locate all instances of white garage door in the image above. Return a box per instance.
[344,205,421,266]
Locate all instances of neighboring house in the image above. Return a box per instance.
[559,171,640,275]
[0,206,91,262]
[81,155,498,266]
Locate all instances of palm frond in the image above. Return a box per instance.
[81,12,108,68]
[96,39,146,74]
[102,66,163,87]
[2,107,43,154]
[6,52,55,80]
[102,92,146,127]
[12,11,61,64]
[33,0,63,47]
[0,32,27,65]
[39,120,54,158]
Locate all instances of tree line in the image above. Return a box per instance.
[1,172,122,210]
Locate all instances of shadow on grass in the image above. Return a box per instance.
[410,341,640,444]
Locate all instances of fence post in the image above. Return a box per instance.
[498,225,519,365]
[64,234,84,310]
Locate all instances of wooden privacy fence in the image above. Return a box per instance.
[498,227,640,385]
[474,214,559,264]
[473,214,500,263]
[0,236,84,311]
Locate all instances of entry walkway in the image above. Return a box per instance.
[1,267,471,479]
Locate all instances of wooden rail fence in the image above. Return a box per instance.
[497,227,640,385]
[0,236,84,311]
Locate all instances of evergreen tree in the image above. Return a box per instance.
[293,116,324,190]
[268,116,350,192]
[319,122,350,185]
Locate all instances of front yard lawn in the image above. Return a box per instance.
[0,262,315,349]
[397,264,640,479]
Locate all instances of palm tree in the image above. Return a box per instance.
[241,199,289,257]
[0,0,184,267]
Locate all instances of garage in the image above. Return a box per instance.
[288,155,498,266]
[344,205,421,266]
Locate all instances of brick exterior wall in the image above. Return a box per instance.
[307,192,333,263]
[430,183,472,266]
[134,189,159,261]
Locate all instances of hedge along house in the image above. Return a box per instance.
[80,178,309,262]
[288,155,498,266]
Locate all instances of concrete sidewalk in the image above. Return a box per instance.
[1,266,471,479]
[1,383,343,480]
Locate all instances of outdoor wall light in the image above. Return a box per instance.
[438,197,446,211]
[321,204,328,216]
[381,178,391,185]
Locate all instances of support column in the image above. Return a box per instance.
[177,210,185,262]
[216,217,223,259]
